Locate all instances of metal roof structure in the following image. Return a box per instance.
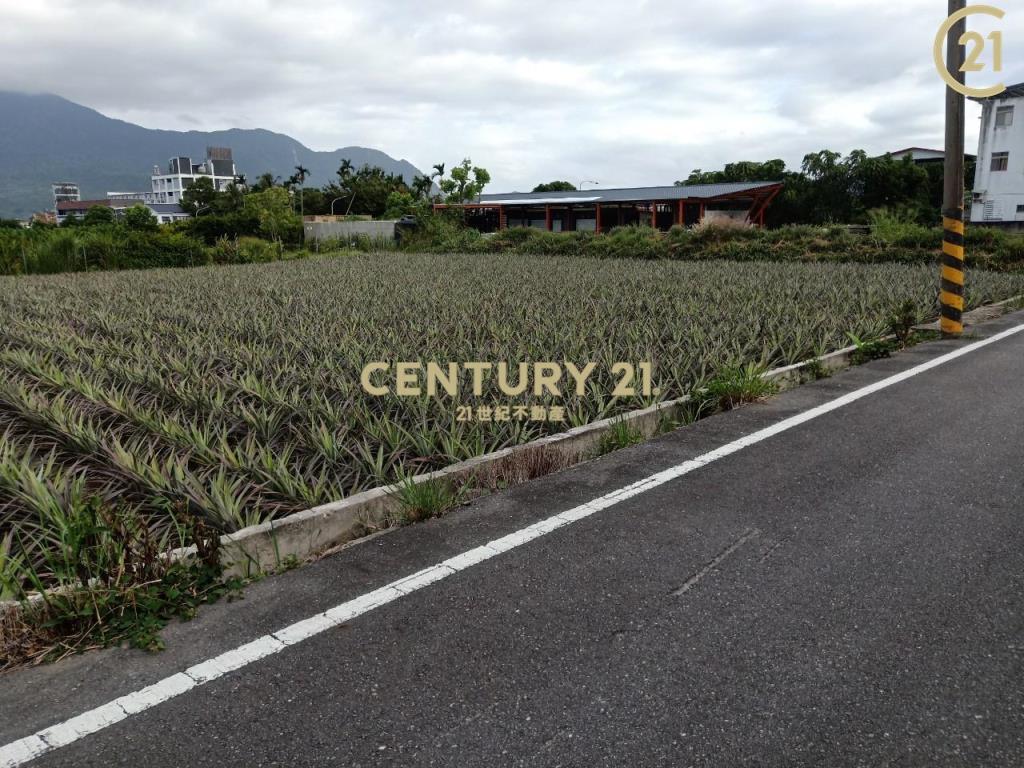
[970,82,1024,102]
[885,147,976,163]
[477,181,782,205]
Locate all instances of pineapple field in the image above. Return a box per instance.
[2,252,1023,587]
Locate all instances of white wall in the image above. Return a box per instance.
[304,220,397,243]
[972,96,1024,223]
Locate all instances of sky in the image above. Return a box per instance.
[1,0,1021,191]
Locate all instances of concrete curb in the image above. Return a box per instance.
[202,341,870,578]
[914,293,1024,331]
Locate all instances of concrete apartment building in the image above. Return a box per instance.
[51,182,80,207]
[145,146,239,204]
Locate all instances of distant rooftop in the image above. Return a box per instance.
[886,147,976,162]
[478,181,782,206]
[970,82,1024,102]
[56,199,141,212]
[56,199,185,214]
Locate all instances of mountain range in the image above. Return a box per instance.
[0,91,425,218]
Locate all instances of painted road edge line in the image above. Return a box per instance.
[3,321,1023,768]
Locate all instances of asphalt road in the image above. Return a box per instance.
[3,312,1024,767]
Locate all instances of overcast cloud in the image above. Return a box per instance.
[2,0,1020,190]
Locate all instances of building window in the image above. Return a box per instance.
[991,152,1009,172]
[1017,205,1024,214]
[996,106,1014,127]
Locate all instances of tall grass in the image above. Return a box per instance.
[403,217,1024,271]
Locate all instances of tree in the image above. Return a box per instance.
[179,176,218,215]
[532,181,577,193]
[325,164,410,218]
[437,158,491,204]
[858,154,929,218]
[244,187,301,243]
[680,151,945,226]
[252,172,280,192]
[677,159,786,186]
[123,204,158,231]
[411,174,434,201]
[82,205,115,226]
[297,187,327,216]
[338,158,355,183]
[291,164,311,217]
[383,191,421,220]
[218,182,246,214]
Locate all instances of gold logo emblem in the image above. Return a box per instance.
[934,4,1006,98]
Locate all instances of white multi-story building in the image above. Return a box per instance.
[51,182,80,207]
[143,146,239,204]
[971,82,1024,226]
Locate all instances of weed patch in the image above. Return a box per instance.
[847,333,896,365]
[1,507,240,670]
[598,419,645,455]
[390,476,468,524]
[704,363,778,411]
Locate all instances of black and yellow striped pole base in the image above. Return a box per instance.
[940,213,965,336]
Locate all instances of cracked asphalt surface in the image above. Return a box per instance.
[2,311,1023,767]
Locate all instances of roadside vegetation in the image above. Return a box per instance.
[403,212,1024,272]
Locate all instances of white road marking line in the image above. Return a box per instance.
[3,321,1022,768]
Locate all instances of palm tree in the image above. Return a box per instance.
[412,174,433,201]
[293,165,311,217]
[430,164,446,204]
[255,172,279,191]
[338,158,354,182]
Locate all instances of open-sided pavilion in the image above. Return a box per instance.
[433,180,783,233]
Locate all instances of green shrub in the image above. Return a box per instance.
[398,212,1024,272]
[598,418,645,455]
[868,208,937,248]
[390,475,467,524]
[704,363,778,410]
[33,231,81,273]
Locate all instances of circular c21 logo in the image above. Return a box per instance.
[934,4,1007,98]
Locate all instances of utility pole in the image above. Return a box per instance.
[940,0,967,336]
